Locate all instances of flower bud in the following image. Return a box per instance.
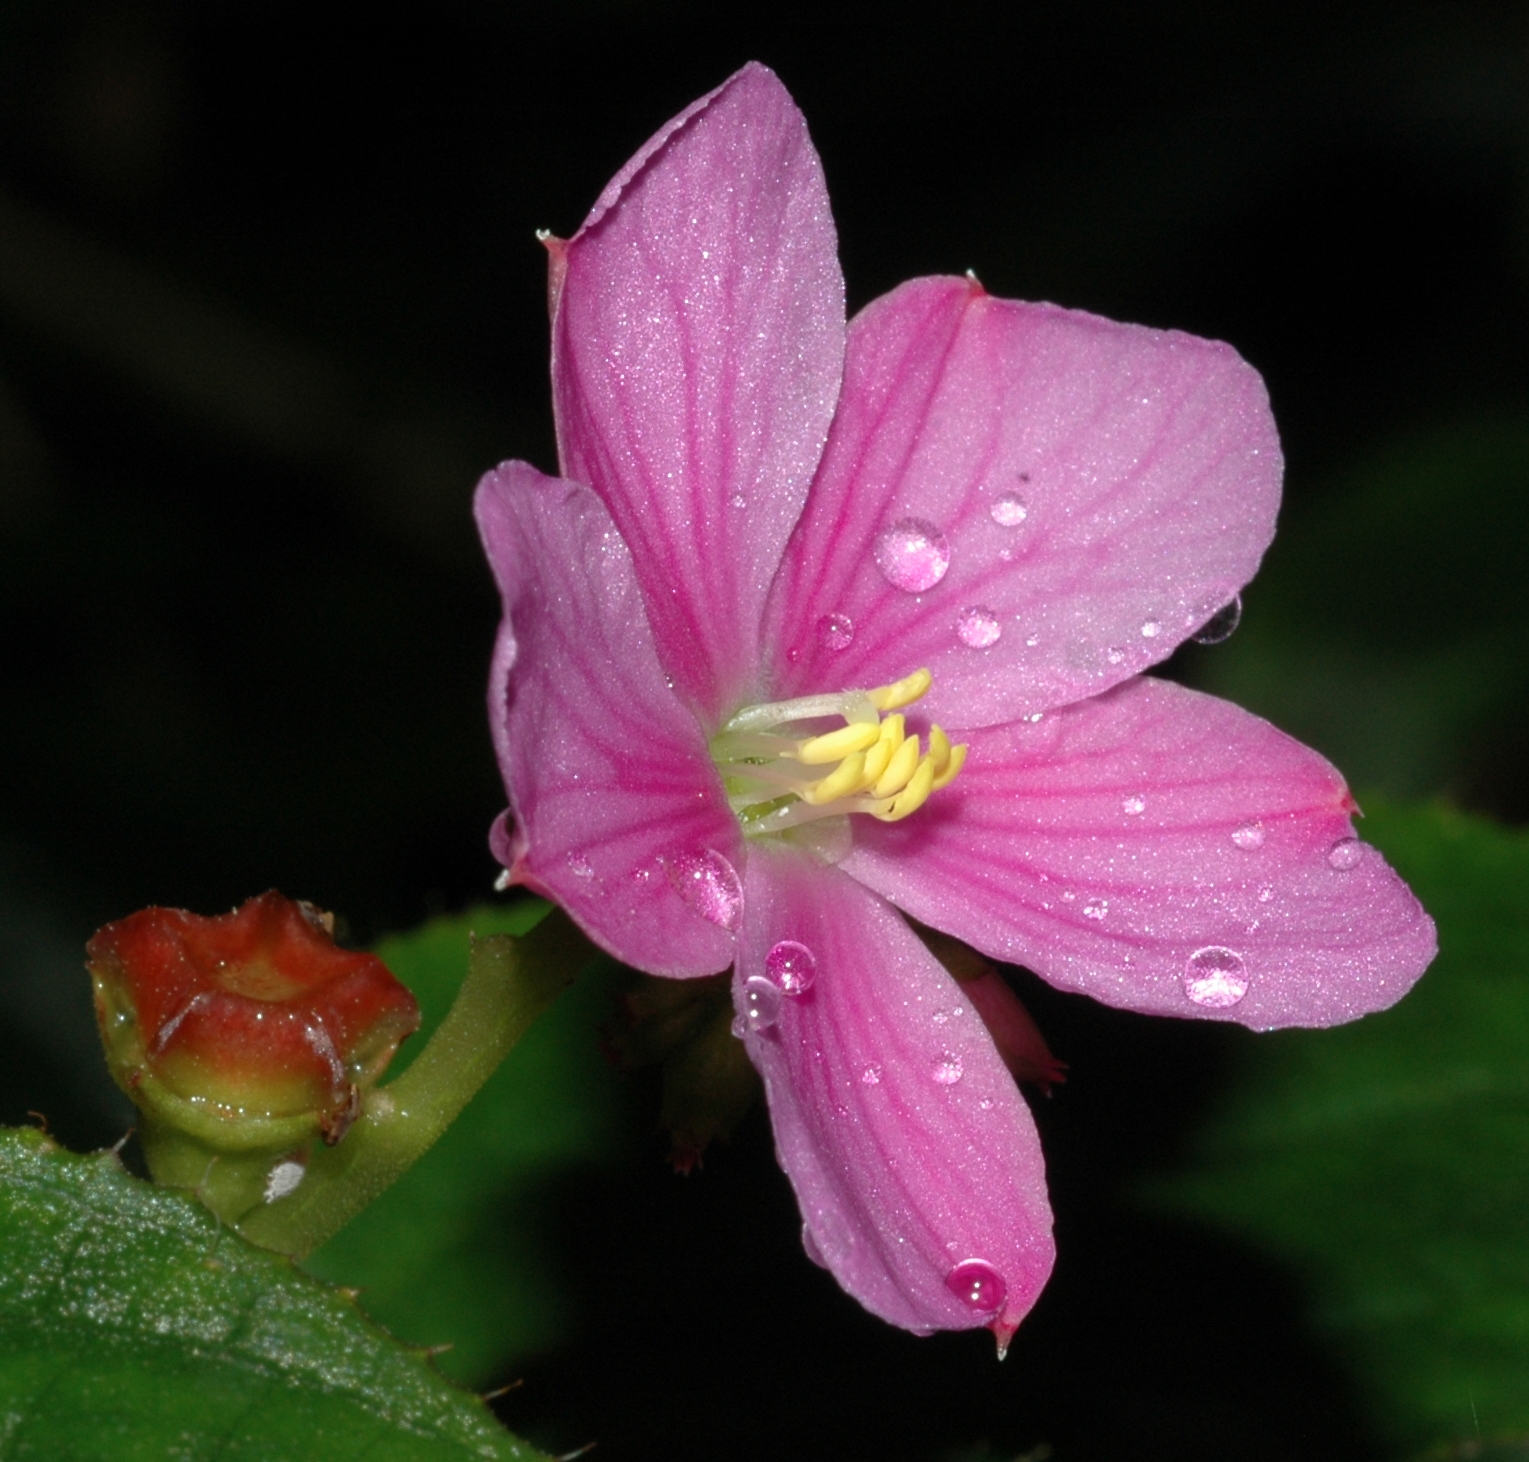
[88,891,420,1211]
[914,923,1067,1094]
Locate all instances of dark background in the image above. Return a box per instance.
[2,3,1525,1458]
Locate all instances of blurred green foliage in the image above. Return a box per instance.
[305,902,627,1386]
[1185,414,1529,817]
[1152,801,1529,1455]
[0,1125,545,1461]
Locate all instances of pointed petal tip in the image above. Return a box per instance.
[990,1316,1018,1360]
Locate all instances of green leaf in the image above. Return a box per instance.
[0,1125,547,1461]
[304,903,627,1386]
[1151,801,1529,1453]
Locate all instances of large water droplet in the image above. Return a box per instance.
[874,518,951,593]
[956,606,1002,649]
[1083,899,1108,921]
[663,849,743,930]
[741,975,782,1031]
[1183,947,1249,1008]
[989,494,1028,527]
[1327,837,1364,871]
[945,1259,1007,1313]
[932,1053,964,1085]
[1122,794,1147,816]
[1140,619,1162,639]
[1231,822,1265,850]
[765,940,818,995]
[816,613,854,651]
[1194,594,1243,645]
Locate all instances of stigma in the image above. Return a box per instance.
[711,669,967,837]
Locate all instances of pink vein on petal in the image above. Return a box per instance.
[735,844,1054,1337]
[845,676,1436,1029]
[553,62,846,722]
[474,461,738,977]
[767,276,1282,727]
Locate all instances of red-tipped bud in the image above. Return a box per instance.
[913,923,1067,1095]
[959,969,1068,1095]
[89,891,420,1149]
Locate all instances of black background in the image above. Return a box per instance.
[1,4,1524,1457]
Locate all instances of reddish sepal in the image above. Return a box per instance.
[88,890,420,1127]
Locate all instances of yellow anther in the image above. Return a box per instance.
[795,720,882,765]
[714,668,966,836]
[867,668,932,713]
[881,754,937,821]
[861,715,904,785]
[928,724,952,774]
[802,750,868,806]
[872,732,922,800]
[931,741,967,791]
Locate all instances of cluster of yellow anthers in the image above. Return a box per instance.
[712,669,968,836]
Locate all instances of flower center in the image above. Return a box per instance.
[711,668,967,838]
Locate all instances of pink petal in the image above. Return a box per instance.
[843,677,1436,1030]
[735,843,1054,1340]
[474,461,740,977]
[764,276,1282,728]
[553,62,846,723]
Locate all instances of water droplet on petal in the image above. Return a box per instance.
[1083,900,1108,921]
[932,1054,964,1085]
[1140,619,1162,639]
[764,940,818,995]
[741,975,782,1031]
[565,851,596,879]
[1106,646,1127,665]
[1194,595,1243,644]
[1257,885,1275,902]
[815,612,855,651]
[956,606,1002,648]
[1024,711,1044,724]
[730,493,747,509]
[861,1063,883,1086]
[663,849,743,930]
[990,494,1028,527]
[874,518,951,593]
[945,1259,1007,1313]
[1328,837,1364,870]
[1122,795,1147,816]
[1183,947,1249,1008]
[1231,822,1265,850]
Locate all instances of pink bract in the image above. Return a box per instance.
[475,63,1436,1348]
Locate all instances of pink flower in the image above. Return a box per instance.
[475,63,1436,1350]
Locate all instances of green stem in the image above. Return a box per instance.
[236,907,590,1259]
